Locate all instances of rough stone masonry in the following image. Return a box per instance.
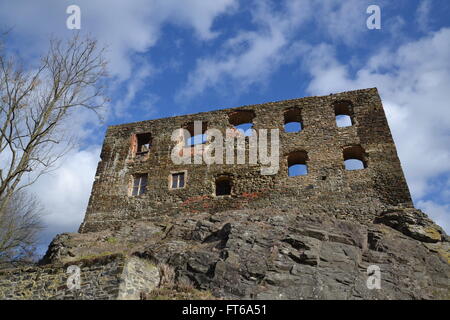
[80,87,412,232]
[0,88,448,300]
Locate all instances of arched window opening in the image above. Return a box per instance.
[215,176,232,196]
[183,121,207,146]
[289,164,308,176]
[229,110,255,137]
[287,151,308,177]
[234,123,254,136]
[336,115,352,127]
[343,145,367,170]
[334,101,354,127]
[284,108,303,133]
[186,134,207,146]
[344,159,365,170]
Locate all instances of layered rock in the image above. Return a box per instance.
[36,207,449,300]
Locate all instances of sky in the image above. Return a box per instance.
[0,0,449,256]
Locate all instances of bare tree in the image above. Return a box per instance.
[0,33,108,220]
[0,190,43,267]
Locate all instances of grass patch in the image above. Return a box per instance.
[142,284,217,300]
[106,237,118,244]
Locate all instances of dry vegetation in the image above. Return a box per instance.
[141,263,218,300]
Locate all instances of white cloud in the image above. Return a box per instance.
[29,146,101,252]
[0,0,237,79]
[111,58,158,119]
[153,0,239,40]
[3,1,449,254]
[416,0,432,33]
[311,0,375,45]
[177,0,312,101]
[177,0,381,101]
[417,200,450,234]
[0,0,238,126]
[302,28,450,232]
[0,1,237,249]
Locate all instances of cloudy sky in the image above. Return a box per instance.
[0,0,449,255]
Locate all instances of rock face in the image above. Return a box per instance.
[39,207,450,300]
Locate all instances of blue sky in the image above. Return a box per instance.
[0,0,449,255]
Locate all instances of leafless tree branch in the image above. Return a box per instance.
[0,32,108,221]
[0,190,44,268]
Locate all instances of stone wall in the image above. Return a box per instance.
[79,88,412,233]
[0,254,160,300]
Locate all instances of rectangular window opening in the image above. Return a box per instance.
[136,133,152,155]
[171,172,185,189]
[131,174,148,196]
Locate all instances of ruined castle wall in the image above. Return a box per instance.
[80,88,412,233]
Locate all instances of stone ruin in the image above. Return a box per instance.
[81,87,412,231]
[1,88,448,300]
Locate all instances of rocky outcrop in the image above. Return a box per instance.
[39,207,450,300]
[374,208,447,243]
